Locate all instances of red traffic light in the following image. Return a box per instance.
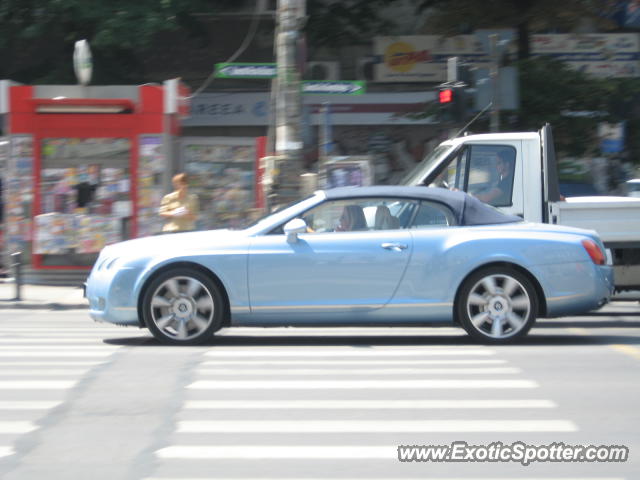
[439,89,453,103]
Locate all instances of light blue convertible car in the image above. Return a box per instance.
[86,186,613,345]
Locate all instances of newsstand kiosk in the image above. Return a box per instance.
[0,79,189,273]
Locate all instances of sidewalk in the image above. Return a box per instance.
[0,279,88,310]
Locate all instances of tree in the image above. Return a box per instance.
[416,0,613,59]
[304,0,399,49]
[0,0,229,84]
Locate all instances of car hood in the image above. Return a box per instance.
[99,229,249,259]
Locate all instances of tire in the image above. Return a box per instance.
[456,266,538,344]
[142,267,223,345]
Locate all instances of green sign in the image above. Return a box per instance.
[302,81,366,95]
[215,63,277,79]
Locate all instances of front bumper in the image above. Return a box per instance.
[86,267,142,326]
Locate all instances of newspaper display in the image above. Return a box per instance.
[137,136,165,237]
[181,138,256,230]
[5,136,34,254]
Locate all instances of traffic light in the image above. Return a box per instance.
[437,87,468,123]
[439,89,453,104]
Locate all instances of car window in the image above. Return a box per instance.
[269,197,418,234]
[409,200,456,228]
[466,145,516,207]
[428,144,516,208]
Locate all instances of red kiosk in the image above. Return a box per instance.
[2,79,188,272]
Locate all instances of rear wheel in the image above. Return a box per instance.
[142,268,223,345]
[457,267,537,344]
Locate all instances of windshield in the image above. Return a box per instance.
[399,144,455,186]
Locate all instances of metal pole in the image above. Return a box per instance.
[272,0,304,206]
[11,251,22,301]
[489,34,500,133]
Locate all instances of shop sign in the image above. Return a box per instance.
[374,33,640,82]
[302,81,366,95]
[183,92,437,127]
[531,33,640,78]
[215,63,277,79]
[373,35,489,83]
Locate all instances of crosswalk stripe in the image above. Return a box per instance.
[0,339,112,344]
[144,478,625,480]
[177,419,577,433]
[183,399,556,410]
[0,351,115,357]
[195,367,520,376]
[146,477,624,480]
[0,361,105,366]
[203,349,495,357]
[188,379,537,389]
[200,359,506,366]
[0,446,14,458]
[0,381,77,389]
[219,326,463,333]
[0,346,118,350]
[0,369,91,376]
[160,442,599,459]
[0,421,38,434]
[0,401,62,410]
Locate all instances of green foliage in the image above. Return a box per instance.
[0,0,218,84]
[517,56,640,161]
[305,0,397,49]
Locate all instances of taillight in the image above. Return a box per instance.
[581,239,605,265]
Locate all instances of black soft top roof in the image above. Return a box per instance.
[324,186,522,226]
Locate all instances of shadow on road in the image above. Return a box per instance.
[102,328,640,348]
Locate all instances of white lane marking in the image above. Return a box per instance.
[145,478,624,480]
[0,346,119,350]
[184,399,557,410]
[188,379,538,390]
[178,420,577,433]
[0,339,113,344]
[217,329,465,337]
[0,446,14,458]
[0,369,91,376]
[195,367,521,376]
[158,444,589,460]
[0,352,115,358]
[200,359,506,366]
[203,349,495,357]
[0,361,105,366]
[147,476,623,480]
[0,381,77,389]
[0,401,62,410]
[0,421,38,434]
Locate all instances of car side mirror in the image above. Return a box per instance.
[284,218,307,243]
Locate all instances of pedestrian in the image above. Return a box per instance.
[159,173,199,232]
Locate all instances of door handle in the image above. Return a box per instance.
[381,242,408,251]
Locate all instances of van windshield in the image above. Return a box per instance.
[400,145,455,186]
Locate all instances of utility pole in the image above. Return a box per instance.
[489,34,500,133]
[269,0,305,209]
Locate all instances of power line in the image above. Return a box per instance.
[189,1,265,99]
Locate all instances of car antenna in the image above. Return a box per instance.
[453,102,493,138]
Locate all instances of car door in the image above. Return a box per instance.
[247,197,416,315]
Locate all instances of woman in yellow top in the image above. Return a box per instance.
[159,173,199,232]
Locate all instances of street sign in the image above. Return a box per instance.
[302,81,366,95]
[215,63,277,79]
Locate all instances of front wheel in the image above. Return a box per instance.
[457,267,538,344]
[142,268,224,345]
